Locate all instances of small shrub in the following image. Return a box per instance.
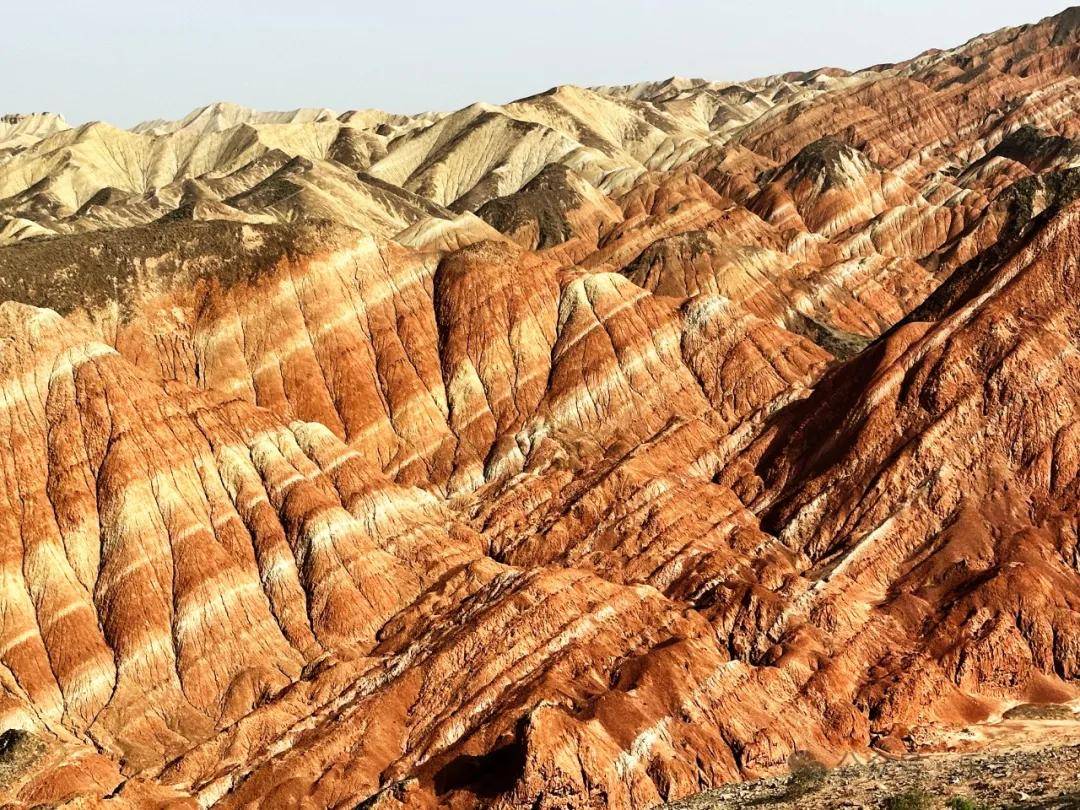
[784,750,827,799]
[884,789,932,810]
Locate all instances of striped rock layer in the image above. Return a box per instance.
[0,7,1078,809]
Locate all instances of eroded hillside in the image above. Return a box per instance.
[0,7,1078,809]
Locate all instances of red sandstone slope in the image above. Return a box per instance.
[0,8,1078,809]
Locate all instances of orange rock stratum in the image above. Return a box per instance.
[0,7,1079,808]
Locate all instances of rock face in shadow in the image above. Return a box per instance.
[0,7,1078,809]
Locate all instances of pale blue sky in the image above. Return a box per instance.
[4,1,1071,126]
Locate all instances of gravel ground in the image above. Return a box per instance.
[662,744,1080,809]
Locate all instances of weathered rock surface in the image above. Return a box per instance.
[0,7,1078,809]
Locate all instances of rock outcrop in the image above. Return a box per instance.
[0,7,1078,808]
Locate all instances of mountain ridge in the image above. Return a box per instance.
[0,7,1078,808]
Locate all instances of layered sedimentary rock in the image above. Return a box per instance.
[0,7,1078,809]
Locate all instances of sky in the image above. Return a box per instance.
[4,0,1071,127]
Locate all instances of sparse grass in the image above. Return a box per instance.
[1001,703,1075,721]
[0,218,346,316]
[883,789,933,810]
